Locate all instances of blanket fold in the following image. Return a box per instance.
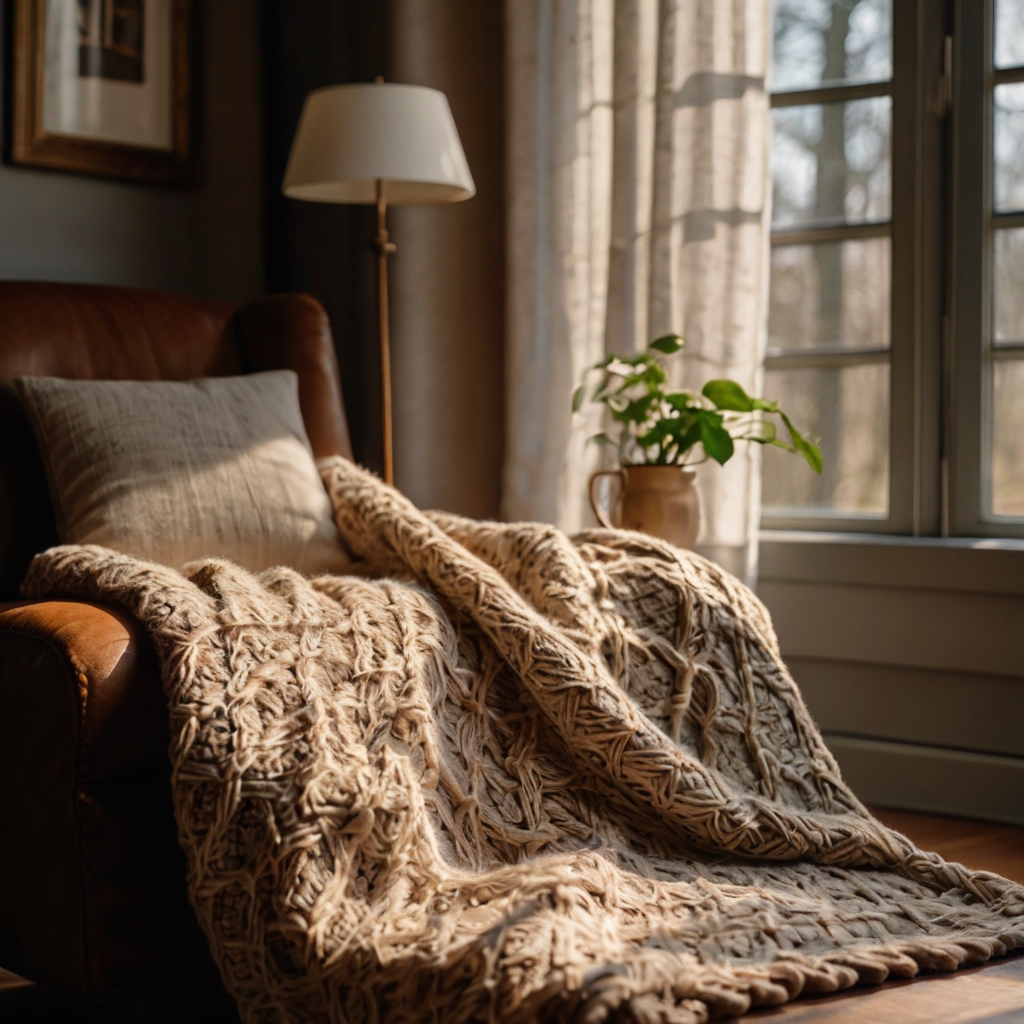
[22,456,1024,1023]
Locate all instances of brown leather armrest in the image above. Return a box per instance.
[0,601,168,779]
[0,600,212,993]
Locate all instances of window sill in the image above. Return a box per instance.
[759,529,1024,595]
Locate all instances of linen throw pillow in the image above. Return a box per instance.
[15,371,351,574]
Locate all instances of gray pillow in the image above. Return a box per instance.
[15,371,351,574]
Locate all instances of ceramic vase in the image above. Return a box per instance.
[588,465,700,549]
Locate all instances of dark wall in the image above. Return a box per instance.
[0,0,263,303]
[262,0,506,516]
[262,0,390,474]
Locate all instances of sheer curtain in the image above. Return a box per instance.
[503,0,772,582]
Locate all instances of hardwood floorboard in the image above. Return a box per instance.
[3,808,1023,1022]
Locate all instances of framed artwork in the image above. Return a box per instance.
[10,0,198,185]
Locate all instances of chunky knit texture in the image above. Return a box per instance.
[23,457,1024,1023]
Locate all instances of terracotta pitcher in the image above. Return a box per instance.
[588,465,700,549]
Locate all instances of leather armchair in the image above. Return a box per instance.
[0,283,352,998]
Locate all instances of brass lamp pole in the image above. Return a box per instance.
[374,179,397,484]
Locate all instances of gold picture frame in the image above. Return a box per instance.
[11,0,198,185]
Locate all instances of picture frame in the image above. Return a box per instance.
[10,0,198,185]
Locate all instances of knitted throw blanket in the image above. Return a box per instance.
[23,458,1024,1023]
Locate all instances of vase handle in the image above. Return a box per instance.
[588,469,625,529]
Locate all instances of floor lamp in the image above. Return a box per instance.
[282,81,476,485]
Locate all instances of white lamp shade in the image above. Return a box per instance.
[282,83,475,205]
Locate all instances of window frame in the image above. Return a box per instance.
[948,0,1024,538]
[761,0,947,536]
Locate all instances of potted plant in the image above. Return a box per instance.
[572,334,822,548]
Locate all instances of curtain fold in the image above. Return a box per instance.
[503,0,771,582]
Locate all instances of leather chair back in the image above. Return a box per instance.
[0,282,352,599]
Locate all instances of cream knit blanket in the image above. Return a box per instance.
[23,458,1024,1023]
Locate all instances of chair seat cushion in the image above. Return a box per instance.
[14,370,351,574]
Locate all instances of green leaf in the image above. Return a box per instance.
[675,418,703,458]
[622,394,656,423]
[802,438,824,474]
[636,417,678,448]
[649,334,684,355]
[700,378,783,413]
[589,432,616,447]
[665,391,700,413]
[571,385,585,413]
[621,362,667,390]
[780,413,823,474]
[702,379,754,412]
[699,412,735,465]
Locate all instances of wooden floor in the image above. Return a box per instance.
[2,807,1023,1022]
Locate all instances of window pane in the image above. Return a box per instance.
[769,237,890,351]
[771,0,892,92]
[992,359,1024,516]
[762,363,889,514]
[772,98,891,229]
[996,0,1024,70]
[994,83,1024,212]
[994,227,1024,343]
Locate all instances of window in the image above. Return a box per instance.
[762,0,1023,539]
[764,0,894,523]
[988,1,1024,521]
[948,0,1024,537]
